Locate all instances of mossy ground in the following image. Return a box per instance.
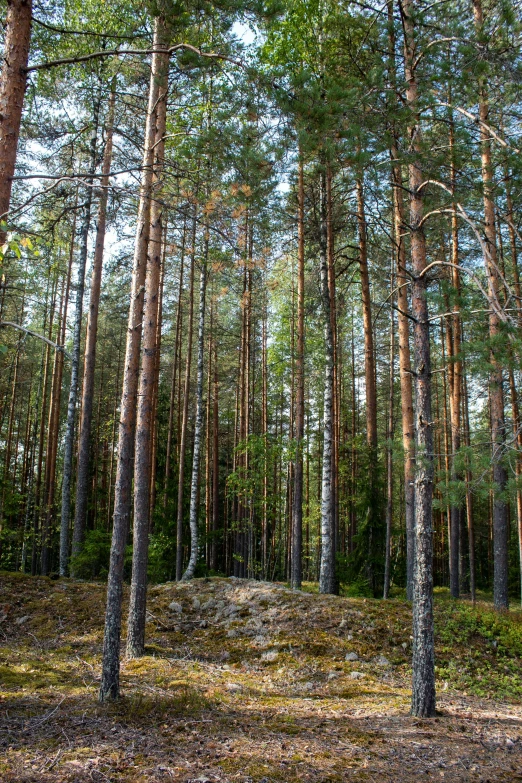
[0,572,521,781]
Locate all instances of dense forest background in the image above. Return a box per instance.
[0,0,521,714]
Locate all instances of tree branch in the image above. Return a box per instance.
[0,322,71,358]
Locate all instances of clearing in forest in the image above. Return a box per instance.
[0,573,521,782]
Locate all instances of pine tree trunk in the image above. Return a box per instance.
[473,0,508,611]
[59,98,100,576]
[0,0,32,245]
[126,20,170,657]
[383,261,395,599]
[402,0,436,718]
[99,18,169,699]
[291,158,305,590]
[356,175,380,593]
[164,222,186,507]
[388,0,415,600]
[72,86,116,566]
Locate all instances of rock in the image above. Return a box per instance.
[169,601,183,614]
[199,620,208,628]
[253,635,269,646]
[15,615,30,625]
[261,650,279,662]
[226,682,242,693]
[191,597,201,611]
[220,651,230,661]
[346,633,353,641]
[227,629,239,638]
[328,671,339,681]
[202,598,216,611]
[345,651,359,662]
[374,655,391,666]
[506,738,515,749]
[339,619,347,629]
[224,603,240,617]
[350,671,365,679]
[401,642,408,650]
[303,681,314,690]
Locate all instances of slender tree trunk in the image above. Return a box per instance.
[261,290,268,578]
[99,18,168,699]
[126,20,170,657]
[473,0,509,611]
[59,97,100,576]
[388,0,415,600]
[183,250,207,580]
[461,353,476,602]
[384,261,395,599]
[402,0,436,718]
[72,86,116,567]
[164,220,186,507]
[211,328,219,572]
[0,0,32,245]
[175,215,196,580]
[149,238,165,516]
[356,175,379,593]
[291,157,305,590]
[319,167,336,595]
[356,178,378,449]
[446,107,463,599]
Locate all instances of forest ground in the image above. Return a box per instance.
[0,573,521,782]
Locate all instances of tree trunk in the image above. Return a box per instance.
[402,0,436,718]
[99,17,169,699]
[291,157,305,590]
[72,85,116,568]
[473,0,508,611]
[126,19,170,657]
[356,174,380,593]
[211,329,219,572]
[447,108,463,599]
[59,96,100,576]
[388,0,415,600]
[182,249,208,580]
[0,0,32,245]
[175,214,196,580]
[319,167,336,595]
[383,260,395,599]
[164,219,186,507]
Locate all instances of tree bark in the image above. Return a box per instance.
[126,18,170,657]
[0,0,32,245]
[99,17,168,699]
[291,157,305,590]
[211,329,219,572]
[59,97,100,576]
[319,167,336,595]
[473,0,509,611]
[383,260,395,599]
[402,0,436,718]
[175,214,196,580]
[164,219,186,507]
[182,250,208,580]
[72,85,116,568]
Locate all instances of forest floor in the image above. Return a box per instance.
[0,573,521,782]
